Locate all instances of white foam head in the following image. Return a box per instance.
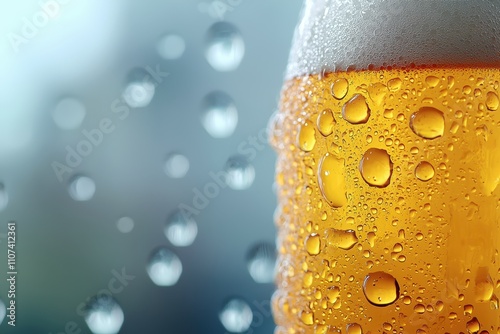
[286,0,500,78]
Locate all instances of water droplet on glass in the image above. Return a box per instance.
[201,91,238,138]
[410,107,445,139]
[475,267,494,302]
[157,34,185,60]
[68,175,96,201]
[0,298,5,326]
[122,68,156,108]
[164,210,198,247]
[146,247,182,286]
[346,323,363,334]
[331,78,349,100]
[301,311,314,325]
[362,271,400,306]
[317,109,336,136]
[464,304,474,315]
[466,317,480,334]
[359,148,393,187]
[52,97,86,130]
[305,233,321,255]
[415,161,435,182]
[486,91,499,111]
[318,153,347,207]
[387,78,402,91]
[425,76,440,88]
[116,217,134,234]
[164,153,190,178]
[342,94,370,124]
[84,295,124,334]
[219,298,253,333]
[298,119,316,151]
[325,228,358,250]
[225,155,255,190]
[205,22,245,72]
[0,183,8,211]
[246,242,276,283]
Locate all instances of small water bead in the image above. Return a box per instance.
[164,153,190,178]
[362,271,400,306]
[414,304,425,314]
[122,68,156,108]
[201,91,238,138]
[0,183,7,211]
[359,148,393,188]
[84,295,124,334]
[410,107,445,139]
[415,161,435,181]
[317,109,335,136]
[219,298,253,333]
[246,242,276,283]
[205,22,245,72]
[425,76,440,88]
[346,323,363,334]
[331,78,349,100]
[318,153,347,207]
[486,91,499,111]
[52,97,86,130]
[466,317,480,334]
[403,296,412,305]
[298,119,316,151]
[116,216,134,233]
[305,233,321,255]
[146,247,182,286]
[225,155,255,190]
[157,34,185,60]
[164,210,198,247]
[325,228,358,250]
[68,175,96,201]
[342,94,370,124]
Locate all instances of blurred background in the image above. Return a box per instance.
[0,0,303,333]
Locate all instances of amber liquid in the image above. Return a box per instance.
[271,67,500,334]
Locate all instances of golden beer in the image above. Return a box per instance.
[271,1,500,333]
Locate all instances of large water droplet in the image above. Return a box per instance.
[225,155,255,190]
[475,267,494,302]
[157,34,185,60]
[205,22,245,72]
[318,153,347,207]
[52,97,86,130]
[164,210,198,247]
[147,247,182,286]
[342,94,370,124]
[219,298,253,333]
[415,161,435,182]
[0,298,5,325]
[317,109,336,136]
[116,216,134,234]
[346,323,363,334]
[84,295,124,334]
[305,233,321,255]
[68,175,96,201]
[466,317,480,333]
[362,271,400,306]
[246,242,276,284]
[331,78,349,100]
[325,228,358,250]
[201,91,238,138]
[359,148,393,187]
[122,68,156,108]
[486,91,499,111]
[409,107,445,139]
[297,119,316,151]
[0,183,8,211]
[164,153,190,178]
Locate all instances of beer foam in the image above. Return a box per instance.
[286,0,500,78]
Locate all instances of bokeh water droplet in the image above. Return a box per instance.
[359,148,393,187]
[362,271,400,306]
[342,94,370,124]
[219,298,253,333]
[84,295,124,334]
[0,298,5,325]
[68,175,96,201]
[164,210,198,247]
[246,242,276,283]
[164,153,190,178]
[157,34,185,60]
[201,91,238,138]
[205,22,245,72]
[116,217,134,234]
[318,153,347,207]
[147,247,182,286]
[0,183,8,211]
[52,97,86,130]
[122,68,156,108]
[225,155,255,190]
[410,107,445,139]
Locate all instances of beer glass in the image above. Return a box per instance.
[271,1,500,333]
